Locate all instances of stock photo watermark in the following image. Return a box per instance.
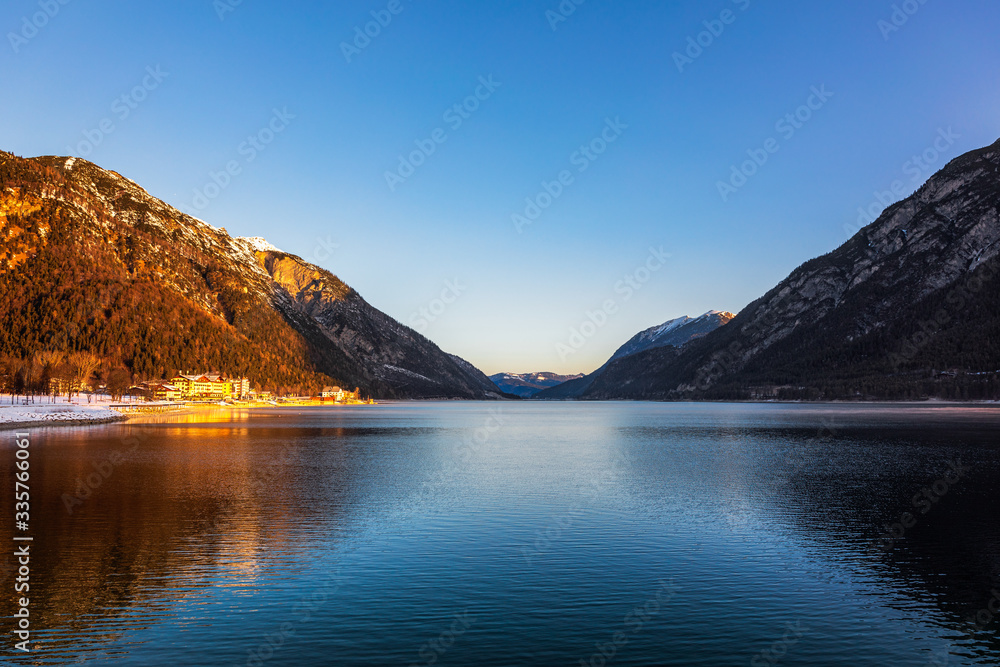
[409,279,467,333]
[305,235,339,266]
[556,245,670,361]
[878,0,931,41]
[579,579,678,667]
[522,455,626,566]
[65,66,169,158]
[407,610,474,667]
[673,0,752,73]
[966,587,1000,633]
[865,459,969,558]
[845,127,959,238]
[244,438,303,496]
[774,419,834,488]
[61,435,142,514]
[243,567,350,666]
[214,0,243,21]
[512,117,627,233]
[7,0,72,54]
[750,622,806,667]
[187,107,295,212]
[887,256,997,370]
[546,0,588,31]
[717,85,833,202]
[923,651,950,667]
[385,75,502,192]
[418,407,505,501]
[341,0,413,63]
[11,431,33,653]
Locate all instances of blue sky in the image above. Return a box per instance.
[2,0,998,375]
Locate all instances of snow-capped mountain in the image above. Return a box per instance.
[534,311,733,399]
[489,372,585,398]
[608,311,735,362]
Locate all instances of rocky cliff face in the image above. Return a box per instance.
[579,138,1000,400]
[0,152,502,399]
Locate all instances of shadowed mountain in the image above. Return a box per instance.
[535,311,733,399]
[556,138,1000,401]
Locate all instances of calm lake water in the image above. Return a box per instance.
[2,402,1000,666]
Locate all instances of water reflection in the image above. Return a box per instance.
[611,405,1000,663]
[0,403,997,665]
[0,418,366,663]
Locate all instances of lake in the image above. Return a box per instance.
[2,402,1000,665]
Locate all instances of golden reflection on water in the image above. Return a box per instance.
[126,406,259,426]
[0,416,351,663]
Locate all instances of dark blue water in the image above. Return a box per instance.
[2,402,1000,665]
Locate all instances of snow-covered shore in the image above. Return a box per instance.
[0,404,126,429]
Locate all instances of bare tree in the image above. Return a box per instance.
[15,359,36,405]
[11,360,26,404]
[106,369,130,402]
[34,351,63,403]
[0,356,14,404]
[67,352,101,400]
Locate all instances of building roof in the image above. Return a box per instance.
[175,373,226,382]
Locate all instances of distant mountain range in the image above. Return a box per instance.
[0,152,504,399]
[535,311,734,399]
[540,138,1000,401]
[489,372,585,398]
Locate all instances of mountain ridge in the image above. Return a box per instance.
[0,152,503,399]
[608,311,735,362]
[535,311,733,399]
[574,138,1000,400]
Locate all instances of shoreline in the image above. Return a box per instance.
[530,398,1000,405]
[2,398,996,430]
[0,403,128,431]
[0,415,128,430]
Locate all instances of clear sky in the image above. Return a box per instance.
[2,0,998,375]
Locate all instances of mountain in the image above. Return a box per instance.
[0,152,504,399]
[489,372,584,398]
[577,138,1000,401]
[534,311,733,399]
[608,311,735,362]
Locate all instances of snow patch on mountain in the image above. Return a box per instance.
[649,316,693,337]
[609,311,735,362]
[381,365,438,384]
[488,371,586,398]
[240,236,283,253]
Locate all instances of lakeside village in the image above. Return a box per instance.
[0,365,374,427]
[0,353,372,409]
[138,373,372,406]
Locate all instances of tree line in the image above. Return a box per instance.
[0,351,132,404]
